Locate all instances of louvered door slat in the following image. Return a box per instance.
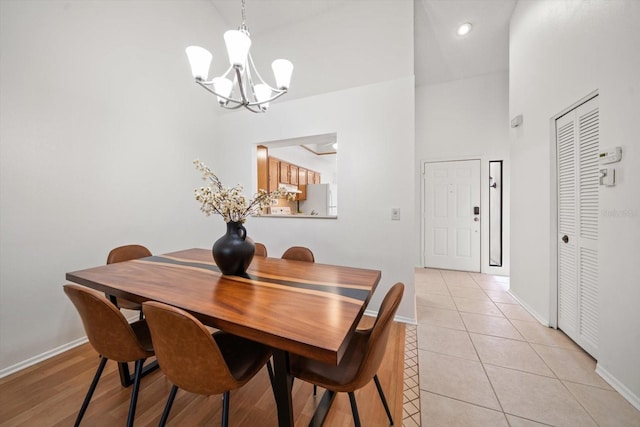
[580,248,599,348]
[579,108,599,241]
[558,121,575,236]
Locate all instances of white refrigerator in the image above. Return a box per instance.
[302,183,337,216]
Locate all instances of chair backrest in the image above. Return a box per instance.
[107,244,152,264]
[63,284,153,362]
[281,246,315,262]
[254,242,268,257]
[352,282,404,389]
[142,301,240,395]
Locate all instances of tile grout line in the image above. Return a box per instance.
[465,271,602,426]
[415,269,640,426]
[462,273,508,421]
[403,323,421,426]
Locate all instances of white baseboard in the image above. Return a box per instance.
[0,314,138,379]
[364,309,416,325]
[0,336,88,379]
[506,291,640,412]
[507,289,550,326]
[595,364,640,411]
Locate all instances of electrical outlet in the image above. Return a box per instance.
[391,208,400,220]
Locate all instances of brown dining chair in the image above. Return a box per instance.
[106,244,152,318]
[289,282,404,427]
[63,284,154,427]
[281,246,315,262]
[142,301,273,427]
[254,242,268,257]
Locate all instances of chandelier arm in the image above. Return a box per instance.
[198,65,234,84]
[246,89,287,107]
[195,78,243,105]
[244,60,258,102]
[247,53,268,86]
[221,64,234,79]
[234,66,250,105]
[242,104,264,113]
[220,103,247,110]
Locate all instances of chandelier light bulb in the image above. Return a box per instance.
[212,77,233,105]
[224,30,251,68]
[254,84,272,111]
[185,46,212,80]
[272,59,294,90]
[457,22,473,36]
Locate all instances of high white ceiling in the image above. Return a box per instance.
[414,0,516,86]
[210,0,516,87]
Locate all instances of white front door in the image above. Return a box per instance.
[423,160,481,272]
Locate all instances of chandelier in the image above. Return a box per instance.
[185,0,293,113]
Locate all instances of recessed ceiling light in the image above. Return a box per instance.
[457,22,473,36]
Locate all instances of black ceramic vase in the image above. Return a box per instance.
[212,221,255,276]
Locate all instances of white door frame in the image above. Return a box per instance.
[548,89,599,329]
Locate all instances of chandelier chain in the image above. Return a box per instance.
[241,0,246,27]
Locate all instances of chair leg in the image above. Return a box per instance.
[221,391,230,427]
[126,359,145,427]
[266,359,274,383]
[348,392,361,427]
[74,356,108,427]
[373,374,394,425]
[159,385,179,427]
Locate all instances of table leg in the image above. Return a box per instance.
[271,349,294,427]
[117,360,159,388]
[308,389,336,427]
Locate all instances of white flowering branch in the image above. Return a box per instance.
[193,159,285,223]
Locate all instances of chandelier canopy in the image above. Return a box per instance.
[185,0,293,113]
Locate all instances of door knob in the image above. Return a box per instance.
[562,235,569,243]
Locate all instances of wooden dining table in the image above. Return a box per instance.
[65,248,381,427]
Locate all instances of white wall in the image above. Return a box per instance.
[415,71,511,275]
[0,0,416,374]
[510,0,640,407]
[202,77,417,324]
[0,0,222,373]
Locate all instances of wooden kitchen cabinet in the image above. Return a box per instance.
[290,165,298,185]
[279,161,290,184]
[297,168,307,200]
[307,171,321,184]
[257,145,269,192]
[268,157,279,192]
[298,168,307,186]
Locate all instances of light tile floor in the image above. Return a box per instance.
[410,268,640,427]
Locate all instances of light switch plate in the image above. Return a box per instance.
[391,208,400,220]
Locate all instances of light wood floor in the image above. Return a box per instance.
[0,318,404,426]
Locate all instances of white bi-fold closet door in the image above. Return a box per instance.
[556,94,599,358]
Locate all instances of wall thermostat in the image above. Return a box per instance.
[599,146,622,164]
